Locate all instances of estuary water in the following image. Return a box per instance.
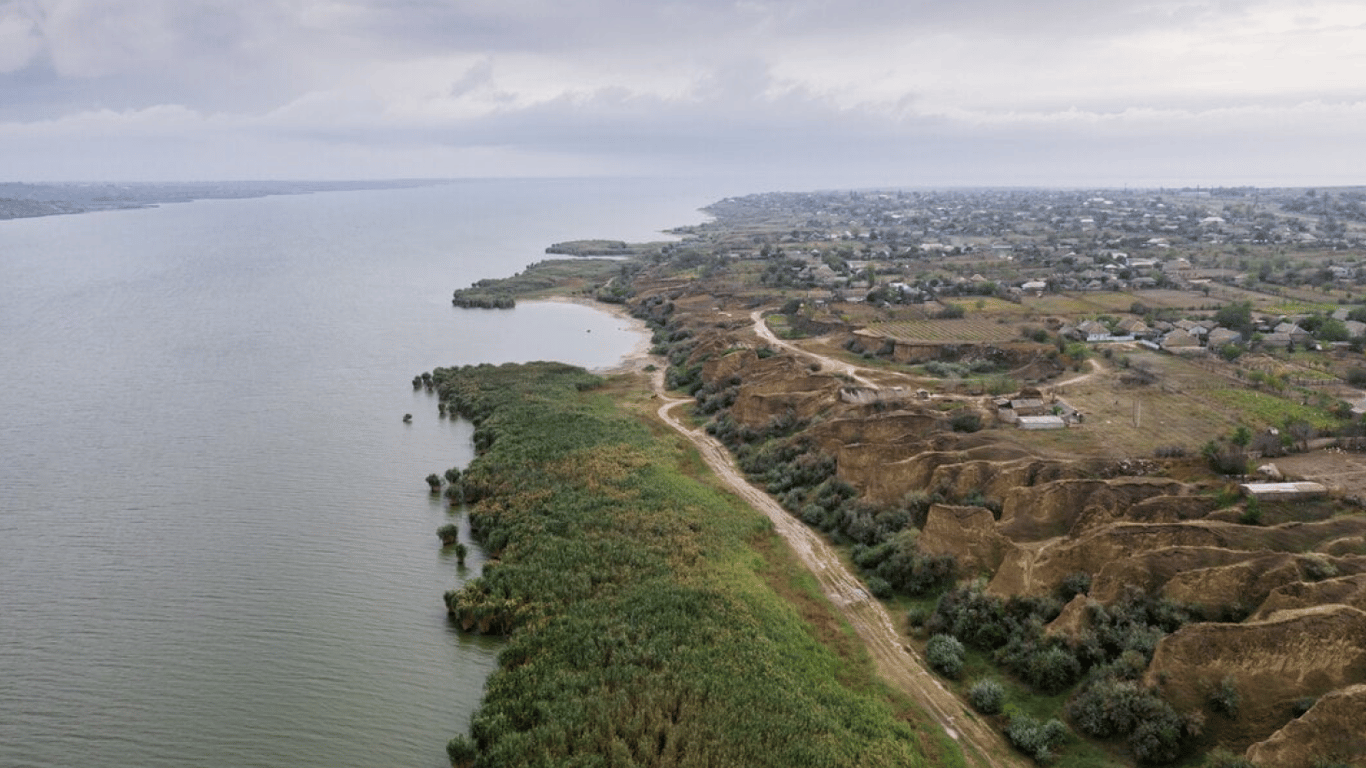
[0,178,719,768]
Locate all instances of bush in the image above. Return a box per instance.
[1057,572,1092,600]
[950,411,983,433]
[1302,555,1338,581]
[926,633,965,679]
[905,605,930,630]
[1208,676,1240,718]
[437,523,460,544]
[1005,715,1067,763]
[1027,645,1082,694]
[445,734,477,767]
[865,575,894,599]
[967,679,1004,715]
[1130,711,1186,764]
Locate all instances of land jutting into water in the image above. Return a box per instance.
[433,186,1366,768]
[0,180,438,220]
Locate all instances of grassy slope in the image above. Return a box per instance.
[436,362,950,767]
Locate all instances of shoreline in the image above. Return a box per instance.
[527,295,657,375]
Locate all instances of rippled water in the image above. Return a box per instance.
[0,179,719,768]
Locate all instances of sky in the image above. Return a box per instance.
[0,0,1363,188]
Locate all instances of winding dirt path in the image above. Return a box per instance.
[650,371,1023,768]
[750,310,878,387]
[1052,356,1108,389]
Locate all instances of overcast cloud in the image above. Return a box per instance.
[1,0,1363,187]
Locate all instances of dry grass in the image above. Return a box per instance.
[868,318,1023,343]
[1011,352,1253,457]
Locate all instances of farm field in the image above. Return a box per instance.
[1018,290,1219,315]
[1014,350,1344,457]
[866,317,1021,343]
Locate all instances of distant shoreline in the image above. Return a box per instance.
[0,179,443,222]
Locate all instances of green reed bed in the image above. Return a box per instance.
[432,362,944,767]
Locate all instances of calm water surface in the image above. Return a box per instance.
[0,179,721,768]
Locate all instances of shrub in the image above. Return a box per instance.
[1302,555,1338,581]
[1208,676,1240,718]
[865,575,894,599]
[1203,441,1248,476]
[1005,715,1068,763]
[950,411,983,433]
[437,523,460,544]
[1057,572,1092,600]
[926,633,965,679]
[1027,645,1082,694]
[967,679,1004,715]
[1129,711,1186,764]
[928,582,1012,651]
[445,735,477,767]
[938,302,966,319]
[1070,679,1145,739]
[905,606,930,630]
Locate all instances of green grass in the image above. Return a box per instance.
[451,258,627,305]
[1263,299,1340,315]
[434,362,951,767]
[1204,387,1342,430]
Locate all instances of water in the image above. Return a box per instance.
[0,179,720,768]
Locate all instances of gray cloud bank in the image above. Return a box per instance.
[1,0,1363,187]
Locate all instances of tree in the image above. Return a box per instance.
[1318,318,1350,343]
[1230,425,1251,448]
[426,473,443,492]
[1214,300,1253,335]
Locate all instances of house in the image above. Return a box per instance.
[1076,319,1110,340]
[1018,415,1066,430]
[1160,329,1200,351]
[1206,327,1241,350]
[1009,398,1048,416]
[1114,318,1150,336]
[1239,482,1327,501]
[1260,332,1293,350]
[1273,322,1313,345]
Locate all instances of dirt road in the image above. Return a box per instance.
[651,373,1023,768]
[750,310,878,387]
